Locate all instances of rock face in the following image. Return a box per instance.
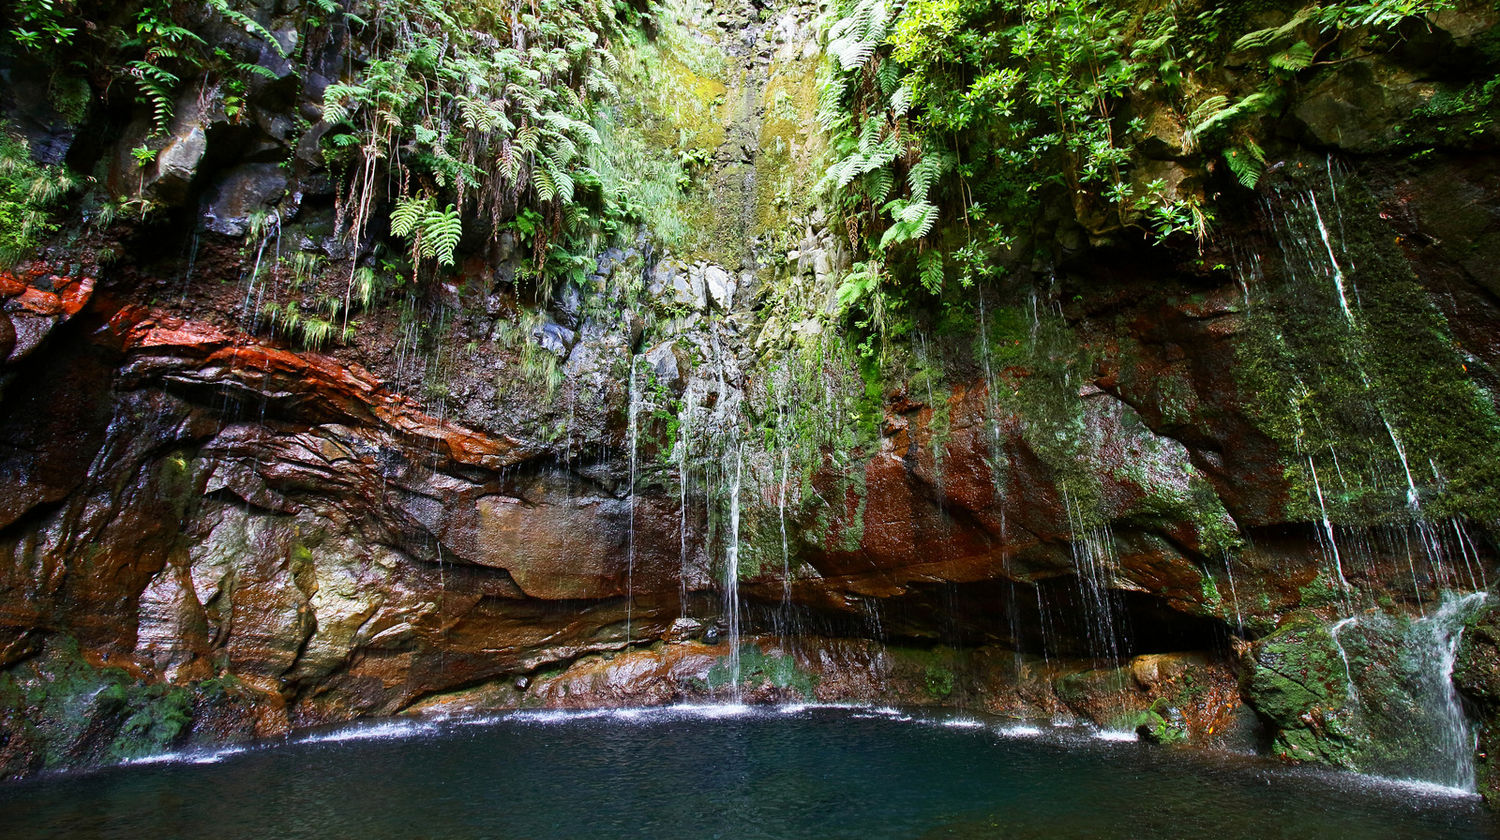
[0,0,1498,789]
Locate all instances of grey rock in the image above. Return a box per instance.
[532,321,576,357]
[704,264,736,310]
[201,163,289,236]
[553,283,583,328]
[643,341,686,393]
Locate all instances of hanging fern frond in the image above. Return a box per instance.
[206,0,287,57]
[390,194,431,238]
[1224,146,1264,189]
[917,251,944,294]
[1268,40,1315,73]
[422,204,463,266]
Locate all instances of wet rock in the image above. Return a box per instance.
[531,320,576,357]
[703,264,736,310]
[1242,616,1356,767]
[201,163,290,236]
[108,84,212,205]
[1455,602,1500,803]
[647,259,705,311]
[643,341,686,393]
[1294,62,1434,153]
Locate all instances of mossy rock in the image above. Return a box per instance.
[0,635,259,776]
[1133,697,1189,745]
[706,645,818,698]
[1242,615,1360,767]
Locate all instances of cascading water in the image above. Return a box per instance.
[1256,161,1487,613]
[626,353,641,647]
[1424,591,1489,791]
[1329,616,1361,706]
[1327,592,1489,792]
[724,442,744,700]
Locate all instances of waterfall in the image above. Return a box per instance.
[677,389,696,618]
[1329,616,1361,706]
[626,354,640,647]
[1424,591,1488,791]
[724,442,744,700]
[1322,592,1488,791]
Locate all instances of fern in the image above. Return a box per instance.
[390,195,430,238]
[1224,146,1264,189]
[422,204,463,266]
[917,251,944,294]
[1268,41,1315,73]
[235,62,280,80]
[129,61,180,131]
[206,0,287,57]
[867,168,894,204]
[321,83,370,125]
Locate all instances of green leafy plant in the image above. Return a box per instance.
[811,0,1456,336]
[0,134,77,265]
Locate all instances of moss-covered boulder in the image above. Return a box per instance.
[1455,600,1500,803]
[1249,598,1489,788]
[0,635,271,779]
[1242,615,1361,767]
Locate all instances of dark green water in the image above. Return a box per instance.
[1,705,1495,839]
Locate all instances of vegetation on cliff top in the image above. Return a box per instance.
[813,0,1460,337]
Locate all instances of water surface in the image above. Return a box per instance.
[0,705,1493,839]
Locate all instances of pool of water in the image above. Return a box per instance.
[1,705,1495,839]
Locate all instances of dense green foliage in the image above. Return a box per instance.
[5,0,285,132]
[0,133,75,265]
[815,0,1455,333]
[320,0,643,291]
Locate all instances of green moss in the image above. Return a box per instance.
[1131,697,1188,745]
[1243,616,1362,768]
[706,645,818,697]
[754,53,824,237]
[923,662,955,699]
[1232,174,1500,525]
[1199,571,1222,606]
[0,636,207,769]
[1297,573,1340,609]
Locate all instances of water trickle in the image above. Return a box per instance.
[677,389,696,618]
[1330,616,1362,706]
[778,443,792,609]
[1308,191,1353,323]
[724,442,744,699]
[1306,454,1351,591]
[1222,553,1246,637]
[1061,489,1123,664]
[1423,591,1488,791]
[626,354,641,647]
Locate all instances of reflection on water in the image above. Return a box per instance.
[1,706,1495,840]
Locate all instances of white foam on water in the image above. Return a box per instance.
[661,702,755,719]
[1360,775,1479,800]
[124,745,248,766]
[608,708,648,721]
[122,752,190,766]
[298,719,437,744]
[191,747,247,764]
[995,724,1044,738]
[506,709,612,725]
[939,718,985,729]
[1091,729,1139,743]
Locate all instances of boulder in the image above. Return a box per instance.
[201,163,290,236]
